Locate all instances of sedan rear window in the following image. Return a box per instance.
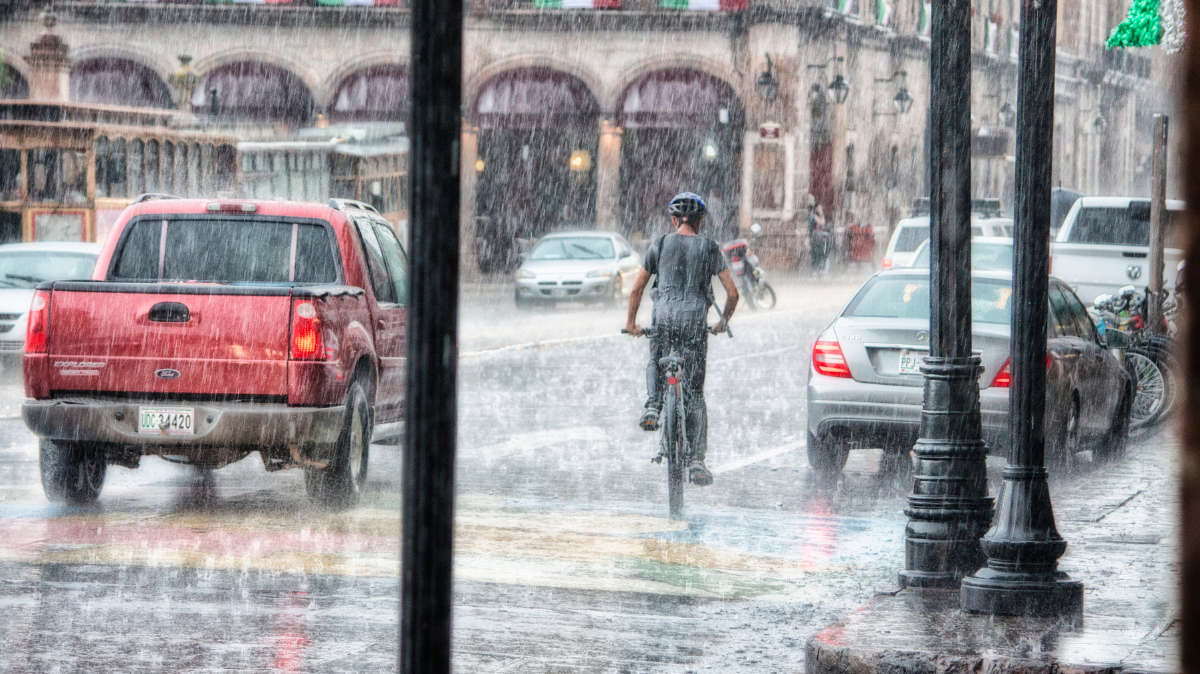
[844,276,1014,324]
[111,219,339,284]
[893,225,930,253]
[530,237,615,260]
[0,251,97,289]
[913,242,1013,271]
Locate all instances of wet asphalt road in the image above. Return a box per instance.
[0,273,1178,673]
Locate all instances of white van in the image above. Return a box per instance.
[883,215,1014,268]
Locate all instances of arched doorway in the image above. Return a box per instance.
[808,84,835,221]
[194,62,314,126]
[1,65,29,99]
[330,65,408,122]
[472,67,600,272]
[616,69,743,242]
[70,58,172,108]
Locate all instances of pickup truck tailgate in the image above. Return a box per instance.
[46,285,291,396]
[1051,242,1182,304]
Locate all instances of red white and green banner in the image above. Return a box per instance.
[534,0,621,6]
[659,0,749,9]
[875,0,891,25]
[316,0,402,5]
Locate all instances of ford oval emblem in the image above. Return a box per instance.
[155,368,181,380]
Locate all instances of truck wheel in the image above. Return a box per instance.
[40,439,106,504]
[807,431,849,474]
[307,379,372,508]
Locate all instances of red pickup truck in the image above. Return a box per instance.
[22,198,408,507]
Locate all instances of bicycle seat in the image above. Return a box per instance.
[658,353,685,370]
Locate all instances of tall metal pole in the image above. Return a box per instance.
[960,0,1083,616]
[403,0,462,671]
[1146,114,1169,336]
[898,0,993,589]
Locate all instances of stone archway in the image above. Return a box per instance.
[470,67,601,273]
[194,61,315,126]
[1,64,29,100]
[70,57,172,108]
[616,68,744,242]
[329,64,408,123]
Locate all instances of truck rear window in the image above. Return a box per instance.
[1066,204,1181,247]
[111,219,339,284]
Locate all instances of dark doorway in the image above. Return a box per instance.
[616,69,743,244]
[473,68,599,273]
[0,212,22,244]
[809,87,835,217]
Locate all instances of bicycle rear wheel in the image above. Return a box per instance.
[663,385,685,518]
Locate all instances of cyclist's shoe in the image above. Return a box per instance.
[689,460,714,486]
[640,407,660,431]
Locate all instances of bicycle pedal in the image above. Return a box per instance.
[651,455,663,464]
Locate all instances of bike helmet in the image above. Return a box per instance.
[668,192,707,221]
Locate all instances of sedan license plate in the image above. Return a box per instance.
[898,350,925,375]
[138,407,195,435]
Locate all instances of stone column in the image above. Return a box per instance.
[24,13,70,103]
[460,123,479,276]
[596,118,622,231]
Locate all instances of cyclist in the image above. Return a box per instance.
[625,192,739,487]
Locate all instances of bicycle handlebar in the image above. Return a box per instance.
[622,325,733,338]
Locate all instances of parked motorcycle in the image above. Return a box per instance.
[1091,286,1179,432]
[722,223,777,310]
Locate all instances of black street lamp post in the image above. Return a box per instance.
[960,0,1083,616]
[898,0,994,590]
[402,0,463,670]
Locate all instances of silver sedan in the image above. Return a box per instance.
[805,269,1133,472]
[514,231,641,309]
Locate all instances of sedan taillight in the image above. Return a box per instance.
[26,289,50,354]
[989,355,1052,388]
[813,340,852,378]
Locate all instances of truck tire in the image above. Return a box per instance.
[306,379,372,508]
[807,431,849,474]
[40,439,106,504]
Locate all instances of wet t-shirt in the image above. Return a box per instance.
[644,232,726,322]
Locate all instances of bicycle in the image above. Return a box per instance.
[624,323,731,518]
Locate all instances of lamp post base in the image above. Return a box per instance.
[961,567,1083,616]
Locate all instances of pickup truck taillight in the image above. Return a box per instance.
[26,289,50,354]
[290,300,326,360]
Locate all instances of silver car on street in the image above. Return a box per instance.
[514,231,642,309]
[805,269,1133,472]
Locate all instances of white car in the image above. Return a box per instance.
[882,216,1014,269]
[514,231,641,309]
[0,243,102,355]
[1051,196,1184,305]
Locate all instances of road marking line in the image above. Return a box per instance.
[461,334,619,360]
[711,439,805,475]
[710,345,802,366]
[466,427,608,457]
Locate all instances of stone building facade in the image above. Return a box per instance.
[0,0,1174,270]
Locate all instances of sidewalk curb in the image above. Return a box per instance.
[804,590,1175,674]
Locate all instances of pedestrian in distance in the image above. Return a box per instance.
[624,192,739,487]
[809,201,832,274]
